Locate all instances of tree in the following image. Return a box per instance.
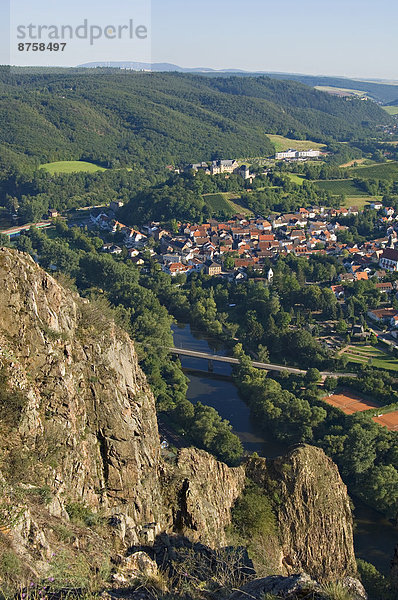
[336,319,348,335]
[231,482,276,541]
[305,368,321,385]
[324,376,337,394]
[257,344,270,363]
[360,464,398,518]
[0,234,11,247]
[223,255,235,271]
[340,423,377,477]
[15,235,33,254]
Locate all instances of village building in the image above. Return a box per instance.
[205,260,222,276]
[380,248,398,271]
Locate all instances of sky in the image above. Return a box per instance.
[1,0,397,79]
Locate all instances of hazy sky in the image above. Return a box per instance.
[2,0,397,79]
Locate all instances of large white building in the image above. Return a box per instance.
[275,148,321,160]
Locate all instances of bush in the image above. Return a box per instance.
[320,582,352,600]
[65,502,103,528]
[231,481,277,542]
[0,541,30,591]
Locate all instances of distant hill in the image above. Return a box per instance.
[77,63,398,104]
[77,61,226,72]
[0,68,393,172]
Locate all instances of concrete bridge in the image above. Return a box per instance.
[169,348,356,378]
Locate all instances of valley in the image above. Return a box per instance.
[0,67,397,600]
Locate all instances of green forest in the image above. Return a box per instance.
[0,67,393,175]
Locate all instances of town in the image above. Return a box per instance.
[82,195,398,341]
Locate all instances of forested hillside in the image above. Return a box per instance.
[0,68,392,173]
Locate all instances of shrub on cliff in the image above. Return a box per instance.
[231,481,277,542]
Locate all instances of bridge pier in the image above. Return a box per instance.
[208,359,214,373]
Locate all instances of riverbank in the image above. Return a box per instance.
[172,322,398,575]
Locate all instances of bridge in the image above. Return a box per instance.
[1,221,52,238]
[169,347,356,379]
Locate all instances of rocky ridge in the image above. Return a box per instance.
[0,248,359,591]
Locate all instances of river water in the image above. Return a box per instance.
[172,323,397,575]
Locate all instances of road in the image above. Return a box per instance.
[169,348,357,378]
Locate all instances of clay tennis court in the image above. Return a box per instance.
[373,411,398,431]
[323,390,379,415]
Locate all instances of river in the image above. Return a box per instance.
[172,323,397,575]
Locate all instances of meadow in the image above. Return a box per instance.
[266,134,325,153]
[39,161,107,174]
[285,173,305,186]
[341,196,377,209]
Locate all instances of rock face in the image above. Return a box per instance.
[0,248,166,545]
[227,573,320,600]
[171,448,246,546]
[247,445,357,582]
[228,574,367,600]
[0,249,358,585]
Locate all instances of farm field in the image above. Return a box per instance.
[350,161,398,180]
[40,161,107,174]
[266,134,325,153]
[341,344,398,372]
[314,178,368,196]
[382,106,398,115]
[227,197,253,216]
[339,158,367,168]
[203,193,252,216]
[323,389,379,415]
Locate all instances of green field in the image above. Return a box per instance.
[342,196,378,209]
[39,161,107,174]
[203,193,252,217]
[285,173,305,186]
[266,134,325,153]
[343,344,398,372]
[382,106,398,115]
[314,179,367,196]
[350,161,398,180]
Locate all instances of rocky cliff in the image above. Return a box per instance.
[0,247,167,545]
[0,249,358,590]
[247,448,357,582]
